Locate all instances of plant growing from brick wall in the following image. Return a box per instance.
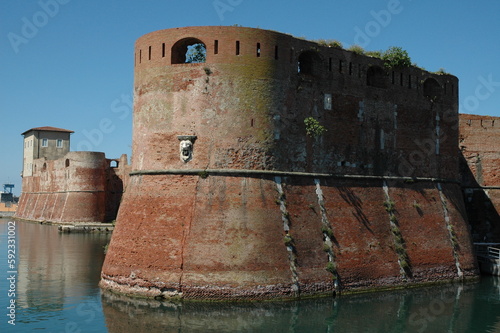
[347,44,365,55]
[325,261,338,280]
[384,200,395,213]
[316,39,343,49]
[385,199,412,278]
[283,233,294,247]
[304,117,327,137]
[382,46,411,69]
[392,223,411,277]
[366,50,382,58]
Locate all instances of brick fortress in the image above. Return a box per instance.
[15,126,129,223]
[99,26,492,300]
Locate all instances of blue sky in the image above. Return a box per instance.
[1,0,499,195]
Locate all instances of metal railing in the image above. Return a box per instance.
[474,243,500,260]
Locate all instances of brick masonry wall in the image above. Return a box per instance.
[460,114,500,242]
[15,152,128,223]
[101,26,477,300]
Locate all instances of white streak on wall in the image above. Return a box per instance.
[358,101,364,121]
[380,129,385,150]
[435,114,441,155]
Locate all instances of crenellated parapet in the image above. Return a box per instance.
[101,26,477,301]
[132,26,459,180]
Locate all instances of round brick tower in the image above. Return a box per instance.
[101,26,477,300]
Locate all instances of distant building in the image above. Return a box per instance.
[0,184,17,214]
[1,184,15,203]
[16,127,129,223]
[21,126,73,177]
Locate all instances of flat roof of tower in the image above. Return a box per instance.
[21,126,74,135]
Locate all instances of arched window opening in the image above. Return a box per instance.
[423,78,442,100]
[171,38,207,64]
[367,66,387,88]
[65,159,70,168]
[42,163,47,172]
[298,51,322,77]
[110,160,119,168]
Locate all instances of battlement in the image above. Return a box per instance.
[460,114,499,129]
[134,26,458,105]
[101,27,477,300]
[130,26,460,180]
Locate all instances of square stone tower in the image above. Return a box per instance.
[21,126,73,177]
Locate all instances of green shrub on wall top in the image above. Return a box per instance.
[304,117,327,137]
[382,46,411,69]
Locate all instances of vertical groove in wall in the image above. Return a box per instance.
[41,194,49,220]
[31,193,40,220]
[48,194,57,221]
[314,179,339,287]
[177,176,201,296]
[437,183,463,277]
[60,192,70,222]
[383,181,412,279]
[275,176,300,296]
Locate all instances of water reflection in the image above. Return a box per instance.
[3,219,111,329]
[2,219,500,332]
[102,280,500,333]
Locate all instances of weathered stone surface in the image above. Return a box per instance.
[15,152,129,223]
[101,26,478,300]
[460,114,500,242]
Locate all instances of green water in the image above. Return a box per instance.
[1,219,500,332]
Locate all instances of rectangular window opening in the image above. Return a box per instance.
[148,46,151,60]
[41,138,48,147]
[236,41,240,55]
[256,43,261,57]
[162,43,166,58]
[275,45,279,60]
[214,40,219,55]
[56,139,63,148]
[139,50,142,64]
[339,60,343,73]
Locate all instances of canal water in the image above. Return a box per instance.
[1,218,500,332]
